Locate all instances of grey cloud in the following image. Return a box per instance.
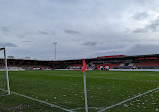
[125,44,159,55]
[38,31,49,35]
[1,0,159,60]
[133,12,149,20]
[0,42,17,47]
[93,44,159,57]
[38,31,55,35]
[133,17,159,33]
[18,32,35,38]
[18,34,27,38]
[81,42,97,47]
[133,28,148,33]
[22,41,30,43]
[0,26,11,33]
[146,18,159,32]
[64,30,80,34]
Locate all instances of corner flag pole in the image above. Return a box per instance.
[81,59,88,112]
[83,71,88,112]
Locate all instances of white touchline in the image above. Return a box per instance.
[97,87,159,112]
[1,89,74,112]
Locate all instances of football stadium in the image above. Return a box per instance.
[1,0,159,112]
[1,47,159,112]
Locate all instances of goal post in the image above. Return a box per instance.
[0,47,10,96]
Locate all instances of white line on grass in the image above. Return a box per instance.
[1,89,74,112]
[71,107,101,111]
[97,87,159,112]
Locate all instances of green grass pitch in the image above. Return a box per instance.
[0,70,159,112]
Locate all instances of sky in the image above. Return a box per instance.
[0,0,159,60]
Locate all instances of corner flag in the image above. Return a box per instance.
[81,59,88,112]
[81,59,87,72]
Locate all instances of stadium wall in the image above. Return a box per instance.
[110,69,159,72]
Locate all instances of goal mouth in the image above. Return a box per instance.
[0,48,10,96]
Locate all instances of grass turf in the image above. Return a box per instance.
[0,70,159,112]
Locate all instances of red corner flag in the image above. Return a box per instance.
[81,59,87,72]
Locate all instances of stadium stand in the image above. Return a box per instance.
[96,63,116,70]
[113,63,135,69]
[69,64,82,69]
[138,61,159,69]
[3,54,159,71]
[113,64,121,69]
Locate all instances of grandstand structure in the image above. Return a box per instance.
[2,54,159,71]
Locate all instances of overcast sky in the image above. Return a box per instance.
[1,0,159,60]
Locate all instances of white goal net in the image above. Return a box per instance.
[0,48,10,96]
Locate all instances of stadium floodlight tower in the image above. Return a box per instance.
[0,47,10,96]
[53,42,57,61]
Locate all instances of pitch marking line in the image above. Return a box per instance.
[97,87,159,112]
[1,89,74,112]
[71,87,159,111]
[71,107,100,111]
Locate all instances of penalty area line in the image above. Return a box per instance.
[1,89,74,112]
[97,87,159,112]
